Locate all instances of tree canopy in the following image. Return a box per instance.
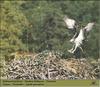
[0,1,99,60]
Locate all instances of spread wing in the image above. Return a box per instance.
[63,16,76,30]
[83,22,95,40]
[84,22,95,33]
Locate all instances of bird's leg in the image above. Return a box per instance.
[79,46,84,53]
[71,44,78,54]
[70,32,78,42]
[68,44,75,53]
[79,46,86,58]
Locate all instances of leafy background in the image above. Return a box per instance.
[0,0,100,62]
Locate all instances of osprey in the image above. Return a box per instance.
[68,22,95,54]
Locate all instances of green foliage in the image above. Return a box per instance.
[0,1,28,60]
[0,1,99,60]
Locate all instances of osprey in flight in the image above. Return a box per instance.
[69,22,94,54]
[63,16,95,54]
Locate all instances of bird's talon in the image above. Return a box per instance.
[71,51,74,54]
[68,50,71,53]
